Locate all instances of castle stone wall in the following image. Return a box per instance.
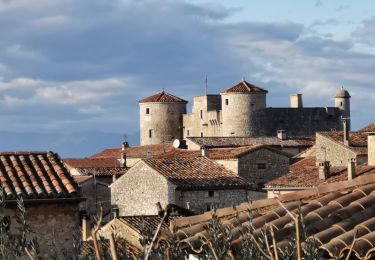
[249,107,343,137]
[221,93,266,136]
[140,102,186,145]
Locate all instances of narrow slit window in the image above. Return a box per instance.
[208,191,214,197]
[225,99,229,105]
[200,110,203,119]
[149,129,152,138]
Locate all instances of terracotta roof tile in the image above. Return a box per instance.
[164,174,375,259]
[187,136,314,149]
[118,215,171,233]
[138,91,188,103]
[143,156,250,190]
[265,157,375,188]
[359,122,375,133]
[221,80,268,94]
[64,158,127,176]
[0,151,79,200]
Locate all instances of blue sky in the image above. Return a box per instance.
[0,0,374,156]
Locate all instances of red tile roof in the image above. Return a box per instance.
[118,215,172,233]
[319,131,368,155]
[138,91,188,103]
[64,158,128,176]
[265,157,375,188]
[143,156,250,190]
[0,151,79,200]
[90,144,175,159]
[359,122,375,133]
[163,174,375,259]
[221,80,268,94]
[187,136,314,148]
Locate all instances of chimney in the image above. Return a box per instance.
[318,161,330,180]
[277,130,287,140]
[121,141,128,167]
[347,158,356,180]
[201,146,209,157]
[342,119,350,146]
[82,215,91,241]
[112,206,119,219]
[290,94,303,108]
[368,133,375,166]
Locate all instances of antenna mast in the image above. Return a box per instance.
[205,74,208,95]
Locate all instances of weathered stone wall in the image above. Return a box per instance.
[99,219,142,249]
[221,93,266,137]
[0,202,80,256]
[80,179,110,215]
[175,189,264,213]
[183,95,222,138]
[238,148,290,186]
[214,159,238,174]
[249,107,343,137]
[140,102,186,145]
[368,134,375,166]
[111,161,176,216]
[315,133,360,167]
[266,189,309,199]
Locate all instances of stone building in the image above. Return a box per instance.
[139,91,187,145]
[0,151,83,256]
[64,157,128,215]
[111,156,261,216]
[314,131,368,167]
[139,80,351,144]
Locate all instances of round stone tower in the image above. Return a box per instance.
[335,87,351,119]
[139,91,187,145]
[220,80,268,137]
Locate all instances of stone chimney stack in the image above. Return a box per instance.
[318,161,330,180]
[82,215,91,241]
[368,133,375,166]
[201,146,209,157]
[347,158,356,180]
[343,119,350,146]
[290,94,303,108]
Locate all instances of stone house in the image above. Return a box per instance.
[111,156,260,216]
[199,145,290,188]
[64,157,128,216]
[314,131,368,167]
[0,151,83,256]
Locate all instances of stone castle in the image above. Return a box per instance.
[138,80,351,145]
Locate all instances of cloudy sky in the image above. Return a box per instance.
[0,0,374,156]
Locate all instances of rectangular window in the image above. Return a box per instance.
[149,129,152,138]
[146,108,150,114]
[257,163,266,169]
[225,99,229,105]
[187,130,190,136]
[200,110,203,119]
[208,190,214,197]
[200,132,203,137]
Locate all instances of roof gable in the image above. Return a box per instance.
[221,80,268,94]
[317,131,368,155]
[138,91,188,103]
